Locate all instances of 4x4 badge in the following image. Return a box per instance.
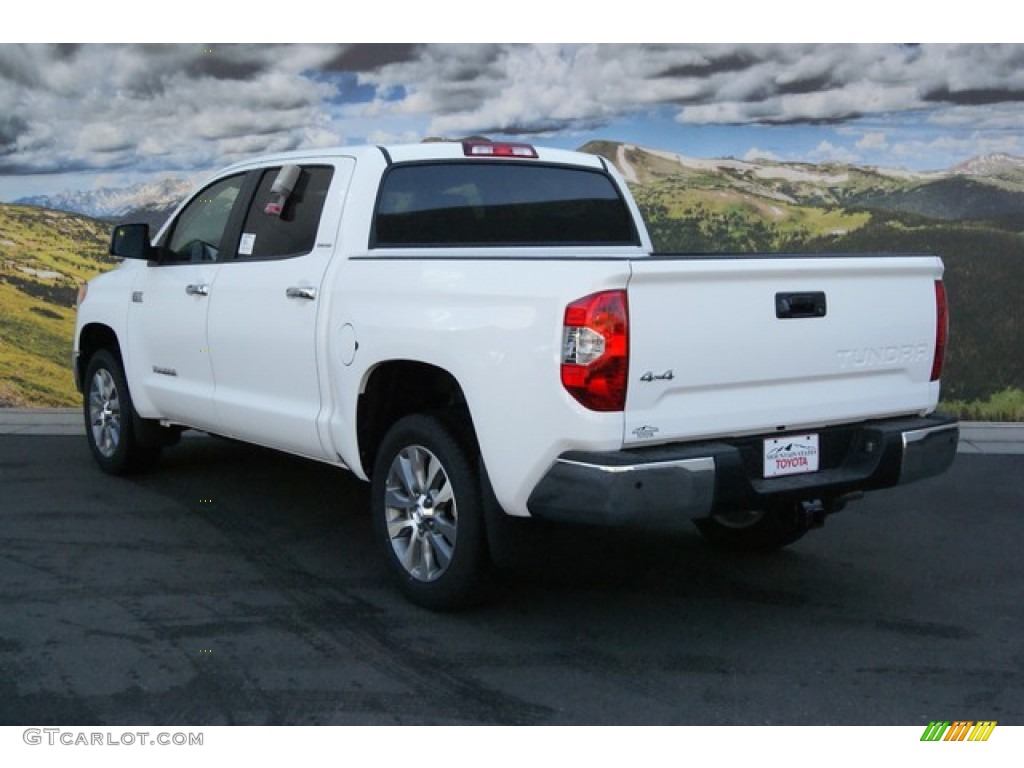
[640,370,674,382]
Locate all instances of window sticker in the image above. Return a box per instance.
[239,233,256,255]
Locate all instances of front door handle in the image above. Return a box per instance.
[185,284,209,297]
[286,286,317,300]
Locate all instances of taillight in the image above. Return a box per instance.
[561,290,629,411]
[462,140,538,158]
[930,280,948,382]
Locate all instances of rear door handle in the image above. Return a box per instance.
[776,291,826,319]
[185,283,209,297]
[286,286,317,300]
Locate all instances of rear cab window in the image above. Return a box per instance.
[371,162,639,248]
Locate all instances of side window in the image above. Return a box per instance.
[165,175,245,263]
[236,165,334,260]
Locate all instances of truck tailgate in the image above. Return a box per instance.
[623,255,944,447]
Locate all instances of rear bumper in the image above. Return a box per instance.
[526,413,959,530]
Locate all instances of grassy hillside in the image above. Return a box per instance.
[796,216,1024,402]
[635,184,872,253]
[0,205,114,406]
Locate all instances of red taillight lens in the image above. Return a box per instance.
[931,280,948,382]
[561,290,629,411]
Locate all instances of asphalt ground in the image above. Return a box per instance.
[0,417,1021,726]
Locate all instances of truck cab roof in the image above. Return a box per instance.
[214,141,609,175]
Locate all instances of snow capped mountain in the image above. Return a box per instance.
[951,153,1024,177]
[589,141,1024,189]
[582,141,1024,220]
[15,177,195,219]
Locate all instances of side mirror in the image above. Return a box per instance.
[109,223,153,260]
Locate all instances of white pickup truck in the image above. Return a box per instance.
[73,140,958,608]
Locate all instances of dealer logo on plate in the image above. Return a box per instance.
[764,435,820,478]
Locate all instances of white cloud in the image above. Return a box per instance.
[0,44,343,175]
[809,140,860,165]
[856,132,889,150]
[3,42,1024,195]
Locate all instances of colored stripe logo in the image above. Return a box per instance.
[920,721,997,741]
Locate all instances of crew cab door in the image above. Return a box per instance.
[206,160,352,459]
[126,173,247,429]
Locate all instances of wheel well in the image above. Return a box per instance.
[76,324,121,390]
[357,361,472,475]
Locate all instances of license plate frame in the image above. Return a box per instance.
[764,434,820,478]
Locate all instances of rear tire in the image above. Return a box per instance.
[371,413,490,610]
[83,349,161,475]
[694,504,810,553]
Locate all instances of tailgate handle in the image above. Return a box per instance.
[776,292,826,319]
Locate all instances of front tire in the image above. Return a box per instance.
[83,349,161,475]
[371,413,490,610]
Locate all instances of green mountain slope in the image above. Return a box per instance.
[582,140,1024,223]
[0,205,115,406]
[797,218,1024,402]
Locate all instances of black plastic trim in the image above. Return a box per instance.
[649,251,937,260]
[347,254,642,261]
[776,291,827,319]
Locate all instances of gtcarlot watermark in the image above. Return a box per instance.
[23,728,203,747]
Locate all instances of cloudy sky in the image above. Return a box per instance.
[3,42,1024,201]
